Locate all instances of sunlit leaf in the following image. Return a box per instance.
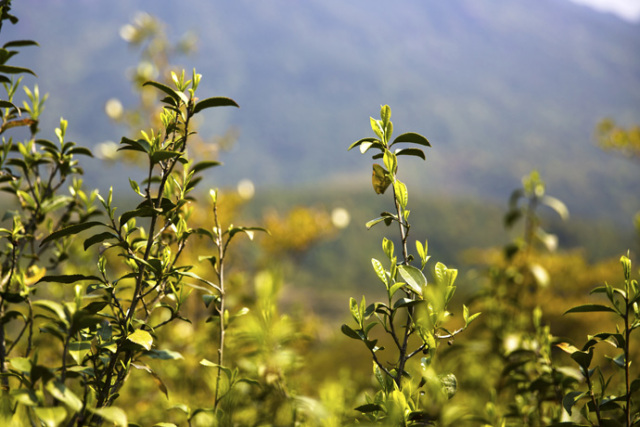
[89,407,127,427]
[46,380,82,412]
[33,407,67,427]
[127,329,153,351]
[397,265,426,295]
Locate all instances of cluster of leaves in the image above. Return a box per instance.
[559,254,640,426]
[342,105,479,425]
[1,3,638,426]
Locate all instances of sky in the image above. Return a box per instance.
[568,0,640,21]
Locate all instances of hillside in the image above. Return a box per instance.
[2,0,640,224]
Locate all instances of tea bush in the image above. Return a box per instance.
[0,2,638,426]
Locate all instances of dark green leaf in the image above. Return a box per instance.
[394,147,426,160]
[40,221,103,246]
[570,347,594,370]
[347,137,380,151]
[391,132,431,147]
[0,65,36,76]
[150,150,181,164]
[120,207,156,226]
[189,160,222,174]
[67,147,93,157]
[36,274,101,285]
[394,298,423,310]
[341,324,362,340]
[192,97,239,114]
[355,403,383,413]
[117,137,151,153]
[0,100,16,110]
[83,232,118,250]
[3,40,38,48]
[562,391,586,415]
[564,304,617,315]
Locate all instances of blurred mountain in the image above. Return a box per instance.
[3,0,640,223]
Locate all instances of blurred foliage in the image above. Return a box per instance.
[597,119,640,161]
[0,4,638,426]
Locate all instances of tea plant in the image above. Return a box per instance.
[342,105,479,425]
[559,253,640,426]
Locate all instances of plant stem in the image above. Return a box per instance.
[212,198,226,410]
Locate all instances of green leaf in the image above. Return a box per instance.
[0,100,17,110]
[3,40,39,48]
[349,297,361,324]
[382,237,394,260]
[83,231,118,250]
[393,179,408,209]
[355,403,383,413]
[397,264,426,295]
[372,164,391,194]
[33,406,67,427]
[347,137,380,152]
[365,213,396,229]
[67,146,93,157]
[192,96,239,114]
[178,271,222,293]
[46,380,82,412]
[371,258,388,285]
[370,117,385,141]
[228,226,269,241]
[118,137,151,153]
[0,64,36,76]
[36,274,101,285]
[143,81,188,105]
[570,347,594,370]
[40,221,103,246]
[150,150,182,164]
[564,304,617,315]
[120,207,156,226]
[190,160,222,174]
[563,391,586,415]
[391,132,431,147]
[394,147,426,160]
[393,298,422,309]
[89,407,128,427]
[32,300,68,323]
[127,329,153,351]
[9,357,32,374]
[341,324,362,340]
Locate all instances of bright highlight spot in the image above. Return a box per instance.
[105,98,123,119]
[237,179,255,200]
[119,24,136,42]
[331,207,350,229]
[95,141,119,161]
